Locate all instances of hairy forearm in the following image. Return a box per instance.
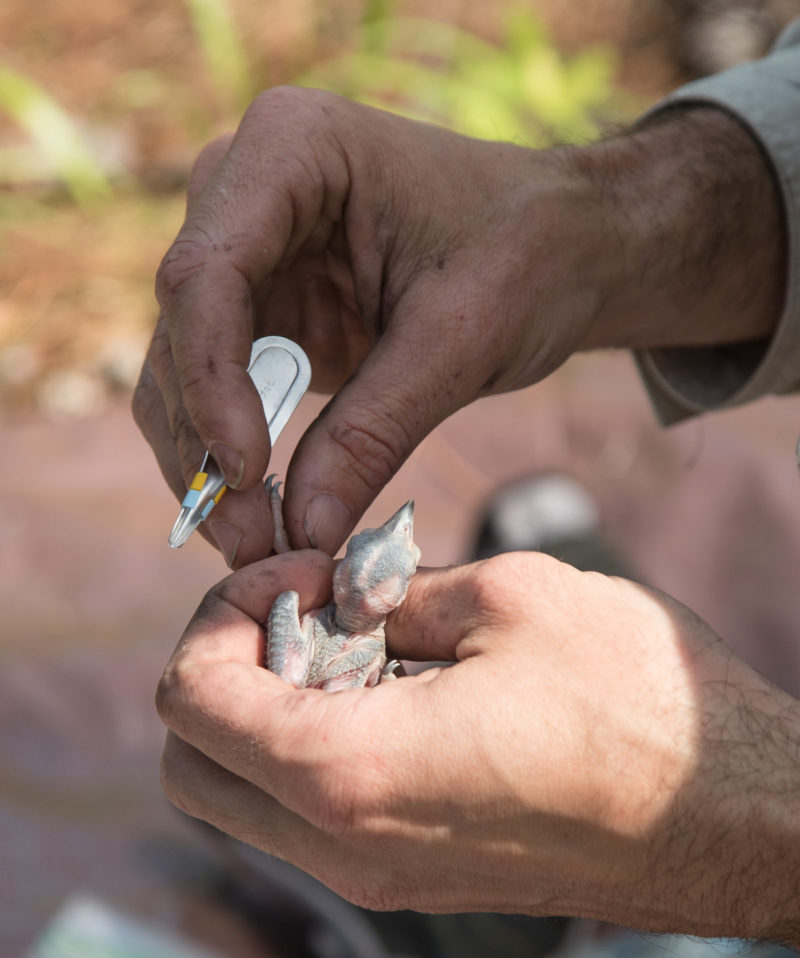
[714,688,800,947]
[659,664,800,947]
[577,107,786,351]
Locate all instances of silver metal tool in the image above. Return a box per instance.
[168,336,311,549]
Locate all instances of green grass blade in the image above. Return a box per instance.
[0,65,110,204]
[184,0,253,114]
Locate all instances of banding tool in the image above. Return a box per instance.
[168,336,311,548]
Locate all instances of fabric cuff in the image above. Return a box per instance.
[635,31,800,424]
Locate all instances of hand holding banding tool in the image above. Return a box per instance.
[168,336,311,549]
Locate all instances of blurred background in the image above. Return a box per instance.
[3,1,800,955]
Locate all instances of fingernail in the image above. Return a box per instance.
[209,442,244,488]
[304,494,353,554]
[209,519,243,568]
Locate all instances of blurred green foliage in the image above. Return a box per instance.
[184,0,256,115]
[304,4,619,146]
[0,0,621,203]
[0,66,111,206]
[0,0,628,408]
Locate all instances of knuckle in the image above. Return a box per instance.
[468,556,511,610]
[337,877,406,913]
[246,85,334,125]
[170,417,205,487]
[154,667,178,727]
[328,850,418,912]
[147,320,173,372]
[468,552,538,616]
[155,657,198,731]
[159,748,198,820]
[314,753,390,841]
[468,551,569,627]
[176,353,218,400]
[322,408,412,495]
[155,234,211,306]
[168,400,197,449]
[314,772,369,839]
[188,133,234,191]
[159,749,183,807]
[251,696,379,837]
[130,362,159,432]
[131,327,173,433]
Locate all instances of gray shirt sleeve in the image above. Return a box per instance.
[635,20,800,424]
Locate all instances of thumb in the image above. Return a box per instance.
[283,324,477,554]
[384,563,491,662]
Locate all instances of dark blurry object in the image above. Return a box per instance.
[472,473,634,579]
[192,826,398,958]
[669,0,800,75]
[205,822,570,958]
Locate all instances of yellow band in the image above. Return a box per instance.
[189,471,208,491]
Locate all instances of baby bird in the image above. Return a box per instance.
[265,488,420,692]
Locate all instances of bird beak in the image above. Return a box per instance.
[383,499,415,537]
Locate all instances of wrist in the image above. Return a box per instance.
[717,690,800,946]
[575,108,786,351]
[662,663,800,945]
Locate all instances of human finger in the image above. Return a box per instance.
[145,315,207,486]
[155,89,350,491]
[159,649,443,834]
[157,549,437,831]
[139,319,277,565]
[382,563,497,663]
[136,138,240,543]
[283,313,483,555]
[139,132,236,490]
[131,354,187,505]
[157,553,341,819]
[186,133,234,209]
[161,731,337,867]
[130,354,222,555]
[161,731,422,912]
[133,336,237,556]
[166,549,336,669]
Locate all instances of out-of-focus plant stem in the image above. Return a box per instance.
[0,65,111,205]
[183,0,254,115]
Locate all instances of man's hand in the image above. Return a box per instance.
[133,88,784,567]
[133,87,609,565]
[157,551,800,943]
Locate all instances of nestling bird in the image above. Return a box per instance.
[265,483,420,692]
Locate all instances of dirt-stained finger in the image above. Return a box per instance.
[186,133,234,209]
[132,354,187,504]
